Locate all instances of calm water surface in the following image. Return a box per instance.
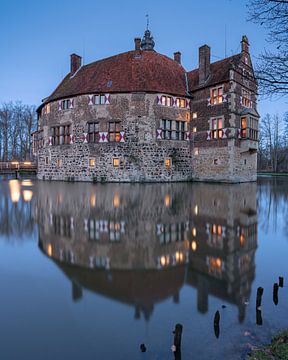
[0,177,287,360]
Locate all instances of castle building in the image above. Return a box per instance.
[33,29,259,183]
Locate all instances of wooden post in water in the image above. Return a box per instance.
[256,287,264,308]
[279,277,284,288]
[273,283,279,305]
[173,323,183,359]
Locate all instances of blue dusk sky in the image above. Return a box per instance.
[0,0,286,116]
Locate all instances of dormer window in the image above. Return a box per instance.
[61,99,72,110]
[210,86,223,105]
[94,94,106,105]
[176,98,185,108]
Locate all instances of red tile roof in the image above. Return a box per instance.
[45,50,188,103]
[187,54,242,91]
[40,51,242,108]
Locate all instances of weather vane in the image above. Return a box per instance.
[146,14,149,30]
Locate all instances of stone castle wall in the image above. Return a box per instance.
[37,93,193,182]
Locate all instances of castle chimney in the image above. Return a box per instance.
[199,45,211,85]
[174,51,181,64]
[70,53,82,75]
[134,38,141,51]
[241,35,249,53]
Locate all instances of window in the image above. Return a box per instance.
[57,159,62,167]
[214,159,218,165]
[211,86,223,105]
[194,148,199,156]
[43,103,51,115]
[165,159,171,167]
[241,117,247,138]
[113,158,120,167]
[192,112,197,119]
[241,116,258,140]
[176,98,186,108]
[61,99,72,110]
[32,130,44,155]
[88,122,99,143]
[89,158,95,167]
[51,125,71,145]
[211,117,223,139]
[160,119,187,140]
[193,126,197,133]
[109,122,121,142]
[94,94,106,105]
[161,95,172,106]
[45,156,50,165]
[242,88,251,108]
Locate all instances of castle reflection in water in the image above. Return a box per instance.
[27,181,257,323]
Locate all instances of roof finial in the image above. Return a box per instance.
[141,16,155,51]
[146,14,149,30]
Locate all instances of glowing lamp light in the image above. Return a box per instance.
[240,234,246,246]
[21,179,33,187]
[9,180,21,203]
[113,194,120,208]
[47,244,53,257]
[23,190,33,202]
[164,194,171,208]
[90,193,96,207]
[160,256,166,267]
[216,258,222,269]
[23,161,32,165]
[194,205,198,215]
[191,241,197,252]
[11,161,19,165]
[192,227,197,237]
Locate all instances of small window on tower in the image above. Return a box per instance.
[165,159,171,167]
[113,158,120,167]
[192,112,197,119]
[193,126,197,133]
[89,158,95,167]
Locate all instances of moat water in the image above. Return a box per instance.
[0,177,287,360]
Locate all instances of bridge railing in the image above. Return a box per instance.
[0,161,37,171]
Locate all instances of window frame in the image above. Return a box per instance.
[210,116,224,139]
[210,86,224,105]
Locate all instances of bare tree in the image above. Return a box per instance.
[0,102,37,161]
[247,0,288,97]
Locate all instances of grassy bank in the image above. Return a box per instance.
[248,331,288,359]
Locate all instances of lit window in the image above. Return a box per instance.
[89,158,95,167]
[192,112,197,119]
[242,89,251,108]
[113,158,120,167]
[109,122,121,142]
[165,159,171,167]
[210,86,223,105]
[194,205,198,215]
[194,148,199,156]
[193,126,197,133]
[241,117,247,138]
[94,94,106,105]
[211,117,223,139]
[160,119,187,140]
[241,116,258,140]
